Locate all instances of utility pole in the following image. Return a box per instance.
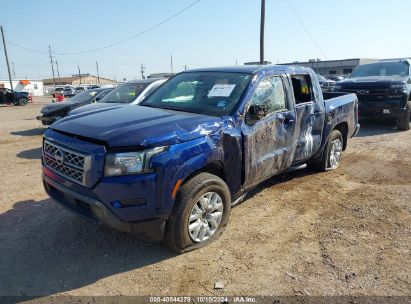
[259,0,265,65]
[55,60,60,78]
[96,61,100,84]
[140,64,146,79]
[12,61,16,78]
[78,65,82,84]
[170,54,173,74]
[48,46,56,87]
[1,26,14,90]
[235,59,238,66]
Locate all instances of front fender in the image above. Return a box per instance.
[150,135,223,217]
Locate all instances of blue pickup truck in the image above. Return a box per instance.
[41,65,359,252]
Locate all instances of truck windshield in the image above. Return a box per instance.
[351,62,409,77]
[99,83,149,103]
[140,72,251,116]
[69,90,100,103]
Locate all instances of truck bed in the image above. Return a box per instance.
[323,92,359,140]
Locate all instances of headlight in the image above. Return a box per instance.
[390,83,406,89]
[104,146,167,176]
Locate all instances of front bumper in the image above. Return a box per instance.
[352,123,360,137]
[357,97,408,119]
[43,174,166,241]
[36,115,57,125]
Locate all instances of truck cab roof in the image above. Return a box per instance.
[186,65,314,76]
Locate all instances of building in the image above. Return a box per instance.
[147,73,174,79]
[42,74,115,86]
[280,58,379,76]
[244,61,272,65]
[0,79,44,96]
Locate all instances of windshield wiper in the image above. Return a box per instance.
[141,104,201,114]
[159,106,189,112]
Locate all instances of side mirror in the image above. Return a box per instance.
[245,103,268,125]
[250,103,268,119]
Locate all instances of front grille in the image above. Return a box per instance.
[43,140,91,185]
[341,87,392,102]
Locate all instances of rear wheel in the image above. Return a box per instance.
[396,101,410,131]
[16,97,28,106]
[312,130,343,172]
[164,172,231,253]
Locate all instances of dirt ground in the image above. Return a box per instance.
[0,98,410,298]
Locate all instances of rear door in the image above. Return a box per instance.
[242,75,297,188]
[291,73,325,162]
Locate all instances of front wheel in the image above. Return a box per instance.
[312,129,344,172]
[164,172,231,253]
[396,101,410,131]
[17,98,28,106]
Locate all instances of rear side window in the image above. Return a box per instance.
[291,75,314,105]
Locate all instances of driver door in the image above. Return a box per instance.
[241,75,297,188]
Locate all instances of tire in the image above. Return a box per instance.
[17,98,28,106]
[164,172,231,253]
[396,101,410,131]
[312,130,344,172]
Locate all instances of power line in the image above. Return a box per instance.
[7,41,48,54]
[6,0,201,56]
[284,0,328,59]
[57,0,202,56]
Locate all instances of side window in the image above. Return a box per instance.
[250,76,287,115]
[290,74,314,105]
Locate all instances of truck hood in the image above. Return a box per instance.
[50,105,223,148]
[41,101,74,114]
[67,102,118,116]
[339,76,408,86]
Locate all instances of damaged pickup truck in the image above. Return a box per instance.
[41,65,359,252]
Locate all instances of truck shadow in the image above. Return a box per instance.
[10,128,45,137]
[16,147,42,160]
[0,199,175,299]
[239,168,319,204]
[356,118,402,137]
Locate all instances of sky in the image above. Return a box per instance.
[1,0,410,81]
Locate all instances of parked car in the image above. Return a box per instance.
[51,87,65,97]
[328,75,346,82]
[317,74,335,92]
[63,87,75,97]
[0,88,29,106]
[36,88,113,125]
[68,78,167,115]
[41,65,359,252]
[74,86,87,95]
[333,59,411,130]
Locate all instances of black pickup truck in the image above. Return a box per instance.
[333,59,411,130]
[0,88,29,106]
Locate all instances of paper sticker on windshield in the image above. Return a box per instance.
[207,84,236,97]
